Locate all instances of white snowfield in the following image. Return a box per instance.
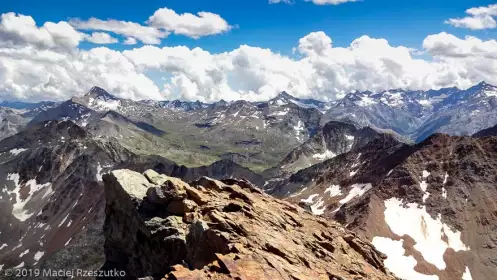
[420,170,431,203]
[310,197,326,215]
[462,266,473,280]
[6,173,52,221]
[339,183,372,204]
[356,95,378,107]
[293,120,305,142]
[300,193,326,215]
[312,150,336,161]
[372,237,438,280]
[9,148,28,156]
[300,193,319,204]
[324,184,342,197]
[89,97,120,111]
[373,197,470,280]
[34,251,44,262]
[289,186,307,198]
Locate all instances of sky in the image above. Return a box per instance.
[0,0,497,102]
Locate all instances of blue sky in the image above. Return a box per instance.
[1,0,497,102]
[2,0,495,54]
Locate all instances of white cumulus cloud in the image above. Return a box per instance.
[69,7,232,44]
[122,31,497,102]
[297,31,333,56]
[69,17,169,45]
[0,45,162,101]
[446,4,497,30]
[0,12,84,51]
[85,32,119,44]
[423,32,497,59]
[2,12,497,104]
[123,37,137,45]
[148,8,232,39]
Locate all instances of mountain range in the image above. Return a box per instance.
[0,83,496,280]
[1,82,497,172]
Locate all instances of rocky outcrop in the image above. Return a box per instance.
[473,123,497,137]
[263,121,391,178]
[0,120,265,278]
[102,169,397,279]
[163,159,266,188]
[272,133,497,280]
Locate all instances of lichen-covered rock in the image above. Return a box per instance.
[166,199,198,215]
[102,170,398,279]
[146,181,187,205]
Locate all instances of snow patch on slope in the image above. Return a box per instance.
[372,237,438,280]
[34,251,44,262]
[310,197,326,215]
[312,150,336,161]
[324,185,342,197]
[6,174,52,221]
[443,172,449,185]
[9,148,28,156]
[462,266,473,280]
[339,183,372,204]
[301,194,319,204]
[293,120,305,142]
[356,96,377,107]
[420,170,431,203]
[89,97,120,111]
[300,193,326,215]
[382,197,469,270]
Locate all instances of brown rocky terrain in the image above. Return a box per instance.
[473,123,497,137]
[268,133,497,280]
[262,121,386,179]
[0,120,263,279]
[102,169,398,280]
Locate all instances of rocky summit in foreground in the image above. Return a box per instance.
[102,169,397,280]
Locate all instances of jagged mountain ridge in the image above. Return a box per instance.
[322,89,427,135]
[473,123,497,137]
[321,82,497,141]
[3,82,497,146]
[413,82,497,141]
[2,83,497,170]
[28,87,324,171]
[0,107,495,280]
[0,107,29,140]
[263,120,390,179]
[0,120,264,276]
[266,132,497,280]
[0,101,58,111]
[266,91,331,112]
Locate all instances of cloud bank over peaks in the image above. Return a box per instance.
[1,11,497,103]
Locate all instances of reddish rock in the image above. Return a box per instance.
[104,170,397,280]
